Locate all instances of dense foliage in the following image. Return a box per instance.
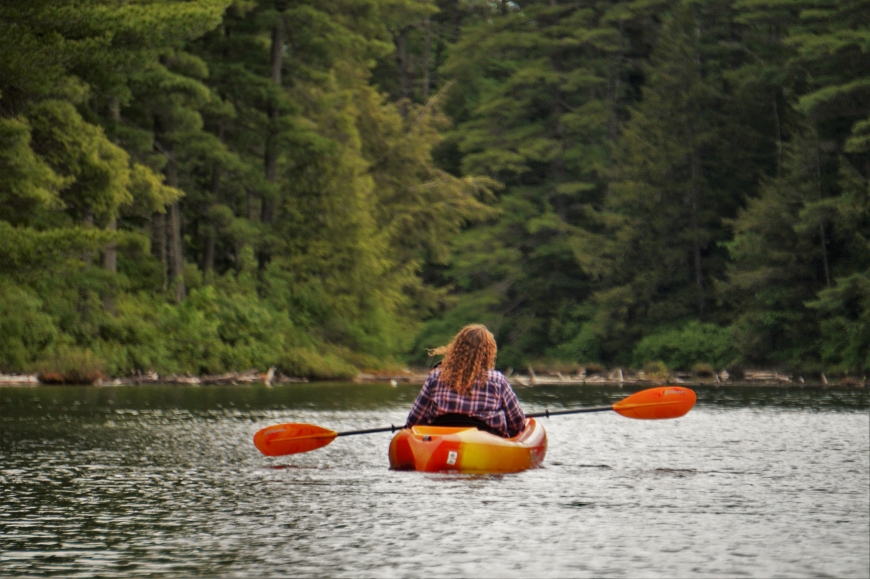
[1,0,867,377]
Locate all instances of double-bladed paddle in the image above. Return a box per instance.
[253,385,696,457]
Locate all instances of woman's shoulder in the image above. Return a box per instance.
[485,369,509,383]
[424,367,442,385]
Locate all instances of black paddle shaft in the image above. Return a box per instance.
[334,405,613,437]
[336,425,401,437]
[527,405,613,418]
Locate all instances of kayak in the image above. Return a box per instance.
[388,418,547,474]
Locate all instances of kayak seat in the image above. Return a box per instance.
[428,413,505,437]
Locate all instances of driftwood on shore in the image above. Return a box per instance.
[356,368,867,387]
[107,367,305,386]
[0,367,866,387]
[0,374,40,385]
[0,367,305,387]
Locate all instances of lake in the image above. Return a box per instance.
[1,383,868,577]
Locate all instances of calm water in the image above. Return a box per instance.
[1,384,868,578]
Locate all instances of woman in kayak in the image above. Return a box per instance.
[405,324,526,438]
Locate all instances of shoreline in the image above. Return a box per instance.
[356,369,866,388]
[1,368,865,388]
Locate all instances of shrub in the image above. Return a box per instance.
[527,359,581,375]
[692,363,715,376]
[632,321,735,370]
[809,273,870,373]
[0,283,59,372]
[582,362,605,375]
[92,293,169,375]
[214,288,289,371]
[554,323,601,368]
[643,360,670,380]
[278,347,357,380]
[157,286,224,374]
[35,347,105,384]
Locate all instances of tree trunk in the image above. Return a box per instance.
[203,227,216,275]
[689,17,705,315]
[79,209,95,322]
[687,120,704,316]
[169,200,185,303]
[102,217,117,273]
[260,15,284,269]
[103,98,121,276]
[204,121,225,276]
[551,125,567,219]
[152,211,167,290]
[203,164,220,275]
[772,91,782,175]
[607,21,625,144]
[234,240,244,274]
[202,165,221,275]
[550,46,567,219]
[164,150,185,303]
[264,16,283,188]
[82,208,94,263]
[396,29,411,109]
[422,18,431,102]
[450,1,461,42]
[812,126,831,288]
[819,222,831,288]
[246,190,258,221]
[101,216,117,313]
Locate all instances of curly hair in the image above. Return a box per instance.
[429,324,497,395]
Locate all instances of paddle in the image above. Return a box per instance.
[529,385,697,420]
[253,385,696,457]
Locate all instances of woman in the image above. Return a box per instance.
[405,324,526,438]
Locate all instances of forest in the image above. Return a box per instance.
[0,0,868,379]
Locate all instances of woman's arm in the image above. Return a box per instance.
[405,373,436,427]
[500,377,526,437]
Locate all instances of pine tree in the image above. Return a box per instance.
[722,0,870,370]
[419,0,653,366]
[590,2,749,363]
[806,160,870,373]
[188,0,491,358]
[721,131,836,366]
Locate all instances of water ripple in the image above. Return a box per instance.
[1,384,867,577]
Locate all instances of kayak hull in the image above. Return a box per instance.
[388,418,547,474]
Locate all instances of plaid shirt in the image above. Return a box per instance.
[405,369,526,437]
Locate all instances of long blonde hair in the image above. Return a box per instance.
[429,324,497,395]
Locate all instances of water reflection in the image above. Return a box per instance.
[2,382,867,415]
[1,383,867,578]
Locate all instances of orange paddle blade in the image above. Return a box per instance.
[612,386,697,419]
[253,423,338,456]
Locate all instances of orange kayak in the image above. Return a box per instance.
[388,418,547,474]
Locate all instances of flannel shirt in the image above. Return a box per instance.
[405,369,526,437]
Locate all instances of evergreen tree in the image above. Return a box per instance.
[1,0,866,375]
[189,0,491,359]
[722,131,837,367]
[806,160,870,373]
[419,0,654,366]
[589,2,751,364]
[0,0,222,370]
[723,0,870,371]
